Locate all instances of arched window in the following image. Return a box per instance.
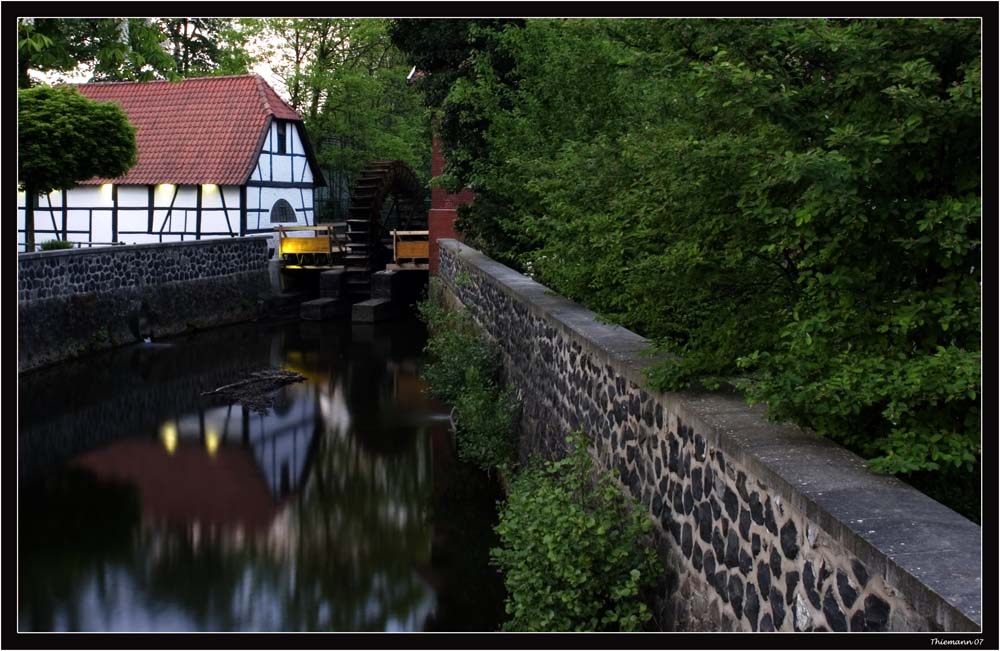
[269,199,297,223]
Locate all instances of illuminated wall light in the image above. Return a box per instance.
[100,183,115,197]
[202,183,218,194]
[160,422,178,454]
[205,429,220,456]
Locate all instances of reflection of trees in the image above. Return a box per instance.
[18,469,141,632]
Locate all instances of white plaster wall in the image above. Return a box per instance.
[250,121,313,185]
[247,186,314,233]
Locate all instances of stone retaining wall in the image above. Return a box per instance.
[18,237,272,372]
[435,239,981,633]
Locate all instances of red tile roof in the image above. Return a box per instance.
[75,74,304,186]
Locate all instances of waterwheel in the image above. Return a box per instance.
[343,161,426,299]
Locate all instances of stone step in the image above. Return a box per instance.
[352,298,399,323]
[300,297,351,321]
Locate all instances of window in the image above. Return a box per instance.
[269,199,297,223]
[276,122,287,154]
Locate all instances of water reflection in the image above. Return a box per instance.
[18,317,505,632]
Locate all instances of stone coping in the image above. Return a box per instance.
[438,238,981,630]
[18,235,271,262]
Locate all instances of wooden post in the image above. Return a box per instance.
[24,185,36,252]
[195,184,203,240]
[61,189,68,240]
[111,184,119,243]
[239,185,247,236]
[147,185,155,234]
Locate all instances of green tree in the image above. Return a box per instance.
[393,19,981,512]
[162,18,253,77]
[18,18,179,86]
[18,18,254,87]
[19,86,137,251]
[252,19,431,220]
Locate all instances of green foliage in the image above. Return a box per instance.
[39,239,74,250]
[418,293,517,471]
[18,18,181,86]
[453,367,520,470]
[418,297,501,404]
[18,85,137,194]
[249,18,431,221]
[491,433,658,631]
[394,19,982,499]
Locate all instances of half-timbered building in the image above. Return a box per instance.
[17,74,324,252]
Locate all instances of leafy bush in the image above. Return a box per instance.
[418,297,502,404]
[418,292,518,471]
[395,19,982,511]
[453,366,519,470]
[39,239,74,250]
[491,433,659,631]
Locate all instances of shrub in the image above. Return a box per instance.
[453,366,519,471]
[39,239,74,250]
[491,433,659,631]
[418,297,501,404]
[418,293,518,471]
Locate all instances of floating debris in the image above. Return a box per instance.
[201,369,306,414]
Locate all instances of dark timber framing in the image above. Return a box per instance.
[240,186,248,236]
[61,189,68,240]
[195,184,203,240]
[147,185,155,233]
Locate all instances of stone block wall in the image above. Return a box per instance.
[436,239,981,633]
[18,237,272,372]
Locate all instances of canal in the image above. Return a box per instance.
[17,315,506,632]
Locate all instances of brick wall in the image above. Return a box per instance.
[428,134,473,275]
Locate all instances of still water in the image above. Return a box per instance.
[18,316,506,632]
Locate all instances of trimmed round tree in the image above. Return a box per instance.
[18,85,137,251]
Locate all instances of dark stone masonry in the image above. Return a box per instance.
[18,237,272,372]
[435,239,981,633]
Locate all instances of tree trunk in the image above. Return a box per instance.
[24,183,36,252]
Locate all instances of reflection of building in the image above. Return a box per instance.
[75,382,327,533]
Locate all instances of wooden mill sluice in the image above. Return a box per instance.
[275,161,430,322]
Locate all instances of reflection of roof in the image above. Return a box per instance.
[75,439,278,531]
[74,74,301,186]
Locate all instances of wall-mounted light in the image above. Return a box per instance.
[202,184,218,194]
[101,183,114,196]
[160,422,178,455]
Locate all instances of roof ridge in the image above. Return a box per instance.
[78,73,263,86]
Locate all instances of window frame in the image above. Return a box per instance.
[269,198,297,224]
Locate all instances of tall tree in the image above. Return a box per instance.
[392,18,982,510]
[18,18,254,87]
[18,86,137,251]
[18,18,178,86]
[250,19,431,221]
[161,18,253,77]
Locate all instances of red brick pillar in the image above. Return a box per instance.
[428,134,474,275]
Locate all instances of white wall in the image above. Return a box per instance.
[249,121,314,185]
[18,119,317,252]
[246,185,314,234]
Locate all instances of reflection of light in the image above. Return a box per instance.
[160,422,178,454]
[205,428,220,456]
